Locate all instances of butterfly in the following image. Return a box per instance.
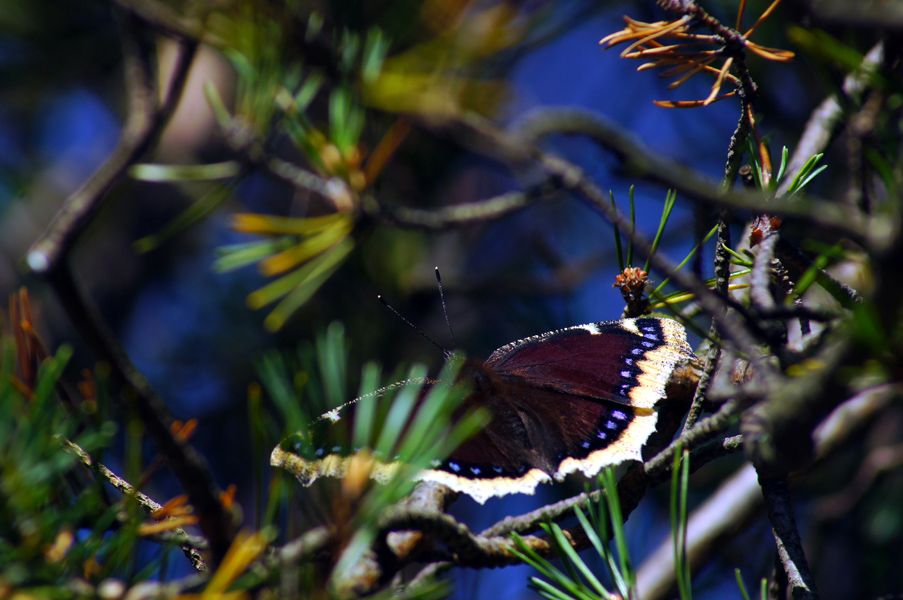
[271,317,694,504]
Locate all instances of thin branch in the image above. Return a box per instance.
[685,92,744,432]
[768,242,812,335]
[750,232,779,312]
[683,219,731,433]
[775,238,863,308]
[268,526,332,564]
[266,157,348,208]
[378,509,488,560]
[48,266,236,566]
[758,475,819,600]
[480,490,603,538]
[506,107,866,238]
[723,91,753,190]
[646,394,753,482]
[371,190,543,230]
[383,481,459,562]
[26,14,197,275]
[62,438,207,572]
[777,42,884,198]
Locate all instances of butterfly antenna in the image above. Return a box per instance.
[434,267,457,350]
[377,295,451,358]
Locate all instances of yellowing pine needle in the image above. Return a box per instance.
[152,495,192,519]
[257,218,352,277]
[736,0,748,30]
[660,56,715,79]
[600,3,793,109]
[647,283,749,309]
[205,530,270,594]
[629,43,716,56]
[619,15,693,57]
[232,212,348,236]
[667,56,718,89]
[137,515,200,536]
[653,91,737,108]
[747,42,795,61]
[744,0,785,38]
[600,19,670,46]
[704,57,734,105]
[363,119,412,185]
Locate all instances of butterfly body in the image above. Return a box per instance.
[272,317,694,504]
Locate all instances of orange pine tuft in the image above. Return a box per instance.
[220,484,237,511]
[600,2,792,108]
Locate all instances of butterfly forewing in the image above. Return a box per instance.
[485,318,692,409]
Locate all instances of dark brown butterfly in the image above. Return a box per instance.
[272,317,694,504]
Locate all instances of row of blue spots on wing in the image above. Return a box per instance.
[634,319,665,345]
[433,457,530,480]
[282,431,358,461]
[612,319,666,399]
[566,407,634,461]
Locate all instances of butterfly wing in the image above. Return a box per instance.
[485,317,693,409]
[419,366,658,502]
[420,318,694,501]
[272,318,694,505]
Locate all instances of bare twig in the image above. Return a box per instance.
[62,438,207,572]
[750,232,779,312]
[777,42,884,198]
[683,219,731,433]
[371,190,542,230]
[266,158,347,207]
[27,14,197,274]
[684,94,744,433]
[269,526,332,564]
[506,107,866,238]
[759,475,819,600]
[723,101,752,191]
[775,238,863,309]
[480,490,604,538]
